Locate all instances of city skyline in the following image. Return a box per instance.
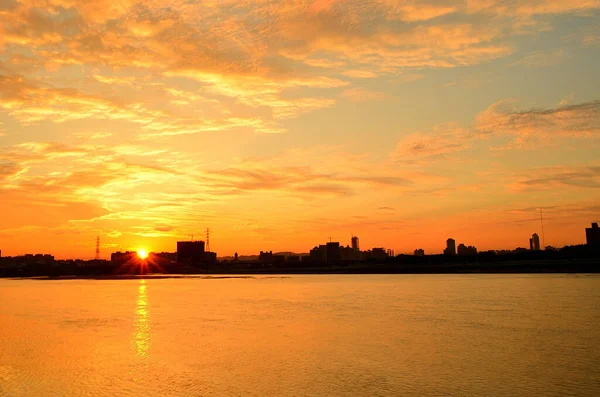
[1,1,600,258]
[1,222,596,260]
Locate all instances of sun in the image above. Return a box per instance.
[137,249,148,259]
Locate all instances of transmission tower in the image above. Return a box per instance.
[540,208,546,249]
[95,236,100,260]
[206,228,210,252]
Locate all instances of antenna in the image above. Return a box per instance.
[540,208,546,249]
[206,228,210,252]
[95,236,100,260]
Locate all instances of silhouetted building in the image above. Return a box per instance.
[586,223,600,246]
[340,246,355,261]
[204,251,218,264]
[351,236,359,253]
[258,251,285,264]
[310,245,327,262]
[326,242,341,263]
[259,251,272,263]
[177,241,205,264]
[387,249,395,257]
[111,251,136,266]
[234,252,239,261]
[151,252,177,262]
[414,249,425,256]
[529,233,541,251]
[367,248,388,260]
[457,244,477,256]
[444,238,456,255]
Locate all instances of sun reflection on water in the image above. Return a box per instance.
[134,280,150,359]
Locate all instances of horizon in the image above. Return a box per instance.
[1,223,595,260]
[1,1,599,259]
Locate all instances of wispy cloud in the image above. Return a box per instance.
[341,87,386,102]
[509,49,566,68]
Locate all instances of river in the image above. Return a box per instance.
[1,274,599,396]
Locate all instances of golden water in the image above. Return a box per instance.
[1,275,599,396]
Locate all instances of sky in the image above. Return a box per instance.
[0,0,599,259]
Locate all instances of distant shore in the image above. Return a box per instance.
[2,258,599,279]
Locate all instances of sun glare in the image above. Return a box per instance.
[137,249,148,259]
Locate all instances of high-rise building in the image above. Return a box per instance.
[326,242,341,263]
[414,249,425,256]
[529,233,541,251]
[351,236,359,253]
[586,223,600,246]
[177,240,205,264]
[444,238,456,255]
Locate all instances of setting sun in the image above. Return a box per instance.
[137,249,148,259]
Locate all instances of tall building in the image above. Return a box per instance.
[326,242,341,263]
[414,248,425,256]
[177,240,205,264]
[351,236,359,253]
[586,223,600,246]
[444,238,456,255]
[529,233,541,251]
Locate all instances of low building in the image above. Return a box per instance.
[310,245,327,262]
[457,244,477,256]
[111,251,137,266]
[259,251,285,265]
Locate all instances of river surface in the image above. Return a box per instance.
[1,274,599,396]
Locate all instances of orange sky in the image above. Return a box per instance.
[1,0,599,258]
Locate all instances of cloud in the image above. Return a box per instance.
[379,1,458,21]
[475,100,600,142]
[509,49,566,68]
[2,0,594,141]
[391,124,473,161]
[466,0,600,17]
[391,99,600,161]
[0,161,21,180]
[341,70,379,79]
[341,87,386,102]
[508,163,600,191]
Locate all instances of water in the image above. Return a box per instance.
[1,274,599,396]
